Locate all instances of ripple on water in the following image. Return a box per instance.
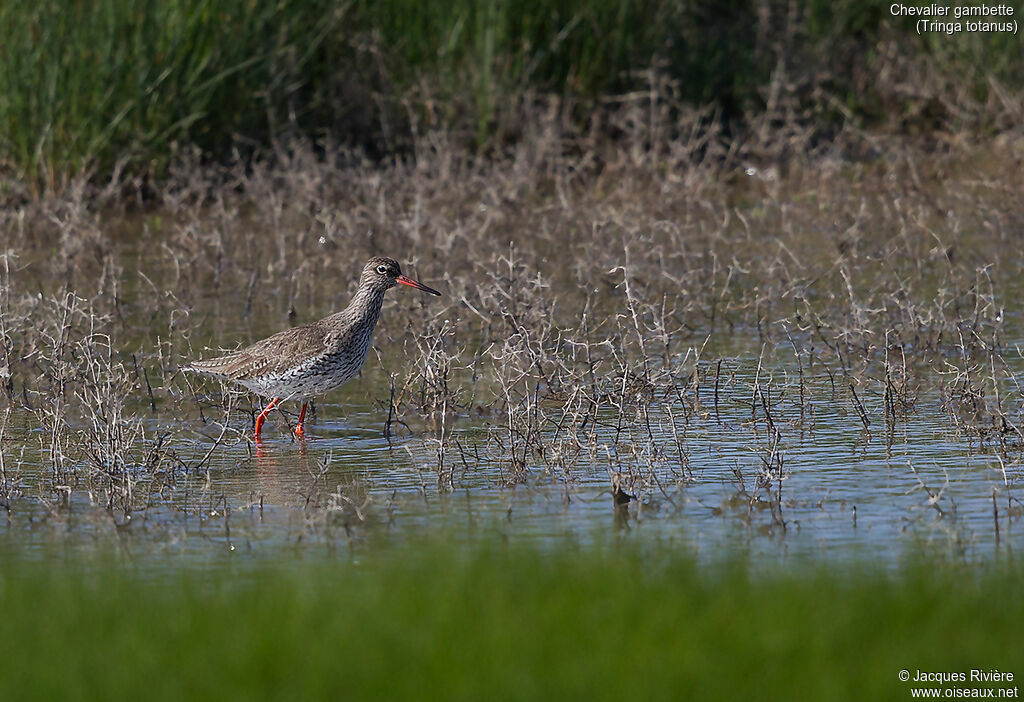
[3,358,1022,569]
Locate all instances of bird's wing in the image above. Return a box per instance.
[186,321,335,381]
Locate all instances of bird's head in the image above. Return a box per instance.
[362,256,441,296]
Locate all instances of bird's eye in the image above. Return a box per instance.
[376,265,389,275]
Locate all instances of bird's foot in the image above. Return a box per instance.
[293,402,308,439]
[254,397,281,441]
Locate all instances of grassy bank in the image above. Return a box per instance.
[1,544,1021,701]
[2,0,1021,190]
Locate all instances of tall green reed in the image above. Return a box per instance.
[0,0,348,190]
[1,0,1021,191]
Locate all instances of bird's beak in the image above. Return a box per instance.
[396,274,441,296]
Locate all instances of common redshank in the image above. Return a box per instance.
[185,256,440,440]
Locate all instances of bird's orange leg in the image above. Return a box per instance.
[254,398,280,441]
[295,402,308,437]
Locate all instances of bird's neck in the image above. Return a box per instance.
[345,284,386,326]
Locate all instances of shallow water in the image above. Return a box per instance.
[3,182,1024,571]
[4,338,1022,570]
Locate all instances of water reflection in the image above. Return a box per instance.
[3,354,1023,568]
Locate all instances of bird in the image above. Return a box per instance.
[184,256,441,441]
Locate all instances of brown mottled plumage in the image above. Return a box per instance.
[185,256,440,440]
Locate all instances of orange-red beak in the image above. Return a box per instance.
[396,274,441,296]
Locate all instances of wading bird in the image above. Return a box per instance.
[185,256,440,441]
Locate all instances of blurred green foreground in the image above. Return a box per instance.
[1,543,1020,701]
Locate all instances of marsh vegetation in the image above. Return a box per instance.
[1,110,1024,563]
[4,4,1024,696]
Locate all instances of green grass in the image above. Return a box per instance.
[0,0,348,188]
[1,543,1021,700]
[2,0,1023,190]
